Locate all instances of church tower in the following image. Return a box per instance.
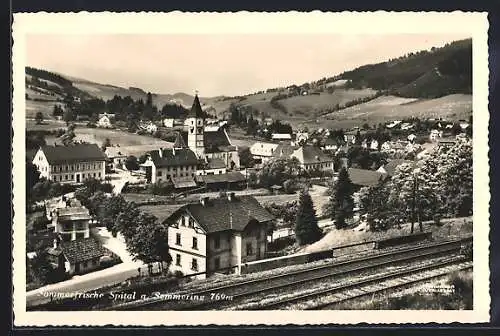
[186,93,205,159]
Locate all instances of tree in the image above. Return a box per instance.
[102,138,111,151]
[258,158,301,188]
[35,111,44,125]
[124,155,140,171]
[125,212,172,273]
[63,108,75,125]
[114,202,141,240]
[238,146,255,168]
[324,168,354,229]
[29,249,53,284]
[96,195,128,235]
[60,123,76,146]
[26,160,41,198]
[294,189,322,245]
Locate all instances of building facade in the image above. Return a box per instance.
[147,193,274,279]
[33,143,106,184]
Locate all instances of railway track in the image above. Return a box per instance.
[112,237,470,311]
[257,259,472,310]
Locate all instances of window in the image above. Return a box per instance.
[214,236,220,249]
[65,165,68,171]
[176,233,181,245]
[52,176,56,182]
[98,172,101,178]
[82,173,85,178]
[188,218,194,228]
[181,216,186,226]
[191,258,198,271]
[214,257,220,270]
[176,254,181,266]
[246,242,253,255]
[192,237,198,250]
[93,173,96,177]
[157,170,162,176]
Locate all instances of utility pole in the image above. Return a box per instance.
[411,174,416,234]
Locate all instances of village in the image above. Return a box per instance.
[25,89,473,309]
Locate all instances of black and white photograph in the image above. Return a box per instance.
[12,11,490,326]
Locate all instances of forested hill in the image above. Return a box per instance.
[338,39,472,98]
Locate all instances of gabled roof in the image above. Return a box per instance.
[195,171,246,184]
[173,131,187,148]
[148,148,199,168]
[348,168,387,187]
[60,237,107,264]
[171,176,197,189]
[272,143,298,159]
[187,95,204,118]
[250,142,279,157]
[56,206,91,221]
[40,144,106,164]
[181,195,274,233]
[105,144,173,159]
[291,145,333,164]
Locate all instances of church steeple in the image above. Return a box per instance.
[188,93,204,119]
[186,93,205,159]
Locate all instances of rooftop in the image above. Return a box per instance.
[60,237,108,264]
[348,168,388,187]
[195,171,246,184]
[291,145,333,164]
[40,143,106,165]
[148,147,199,168]
[187,94,205,119]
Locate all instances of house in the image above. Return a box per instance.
[348,168,387,188]
[322,138,341,151]
[437,137,457,147]
[139,121,158,134]
[48,236,108,276]
[250,142,279,166]
[429,129,443,142]
[370,139,379,151]
[46,199,108,275]
[380,141,392,152]
[140,133,199,184]
[142,193,274,278]
[195,171,247,191]
[272,143,298,160]
[377,159,415,177]
[271,133,292,141]
[97,113,115,128]
[163,118,175,128]
[290,145,334,172]
[407,134,417,143]
[196,158,228,176]
[32,143,106,184]
[386,120,402,129]
[344,133,357,145]
[105,144,173,169]
[400,122,414,131]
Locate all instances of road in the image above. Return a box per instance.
[26,262,151,307]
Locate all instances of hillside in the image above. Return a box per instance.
[339,38,472,98]
[25,38,472,128]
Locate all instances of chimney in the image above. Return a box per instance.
[227,192,236,202]
[158,148,163,158]
[53,238,59,249]
[200,196,209,206]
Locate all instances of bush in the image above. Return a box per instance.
[268,236,295,252]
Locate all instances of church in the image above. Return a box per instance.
[140,95,240,185]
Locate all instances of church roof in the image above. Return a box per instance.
[187,94,204,118]
[173,131,187,148]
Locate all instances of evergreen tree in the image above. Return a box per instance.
[295,189,322,245]
[324,168,354,229]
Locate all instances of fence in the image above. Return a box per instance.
[241,232,433,274]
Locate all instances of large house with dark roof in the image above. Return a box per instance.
[290,145,334,172]
[142,193,274,279]
[32,143,106,184]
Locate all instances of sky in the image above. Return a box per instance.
[26,34,471,97]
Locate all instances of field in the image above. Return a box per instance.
[25,100,61,120]
[27,120,172,148]
[235,89,379,129]
[324,94,472,123]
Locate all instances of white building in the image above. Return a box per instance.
[32,143,106,184]
[97,113,115,128]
